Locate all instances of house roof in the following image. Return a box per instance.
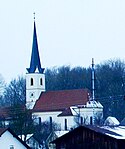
[58,108,73,117]
[0,128,8,136]
[33,89,90,112]
[0,128,31,148]
[0,107,10,119]
[26,134,42,144]
[104,116,120,126]
[54,131,69,138]
[18,134,33,141]
[0,106,27,120]
[52,125,125,144]
[120,118,125,126]
[46,130,69,144]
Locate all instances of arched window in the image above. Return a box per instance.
[90,116,93,125]
[31,78,34,86]
[50,117,52,131]
[65,119,67,130]
[40,78,43,85]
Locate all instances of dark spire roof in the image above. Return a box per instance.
[27,20,44,73]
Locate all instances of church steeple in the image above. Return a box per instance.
[26,16,45,109]
[27,18,44,73]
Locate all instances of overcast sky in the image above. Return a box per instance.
[0,0,125,83]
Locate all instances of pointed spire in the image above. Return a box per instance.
[27,15,44,73]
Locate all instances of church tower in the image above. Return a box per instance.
[26,18,45,109]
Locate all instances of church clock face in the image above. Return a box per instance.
[29,92,35,98]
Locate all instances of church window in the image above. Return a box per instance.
[31,78,34,86]
[50,117,52,131]
[10,145,14,149]
[65,119,67,130]
[90,116,93,125]
[40,78,43,85]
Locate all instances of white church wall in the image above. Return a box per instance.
[26,73,45,109]
[71,101,103,125]
[33,103,103,130]
[33,111,62,128]
[76,107,103,125]
[26,73,45,90]
[33,111,76,130]
[58,116,76,130]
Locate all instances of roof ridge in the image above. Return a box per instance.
[45,88,89,93]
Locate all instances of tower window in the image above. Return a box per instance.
[40,78,43,85]
[31,78,34,86]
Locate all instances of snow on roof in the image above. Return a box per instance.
[18,134,33,141]
[102,126,125,139]
[86,100,103,108]
[70,106,79,116]
[55,131,69,138]
[104,116,120,126]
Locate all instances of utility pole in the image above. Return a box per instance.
[92,58,95,125]
[92,58,95,101]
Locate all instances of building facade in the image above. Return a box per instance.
[52,125,125,149]
[0,128,30,149]
[26,19,103,130]
[26,20,45,109]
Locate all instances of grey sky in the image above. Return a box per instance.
[0,0,125,82]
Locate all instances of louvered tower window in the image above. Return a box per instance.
[31,78,34,86]
[40,78,43,85]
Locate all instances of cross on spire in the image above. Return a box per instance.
[33,12,35,21]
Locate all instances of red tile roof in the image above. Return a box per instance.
[0,107,11,119]
[0,128,7,136]
[58,108,73,117]
[33,89,90,112]
[0,106,26,120]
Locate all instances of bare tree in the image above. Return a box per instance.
[9,105,35,141]
[3,75,26,106]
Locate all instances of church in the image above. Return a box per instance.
[26,19,103,130]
